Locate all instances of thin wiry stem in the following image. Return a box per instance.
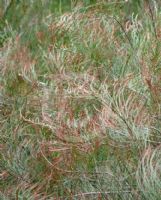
[74,190,133,197]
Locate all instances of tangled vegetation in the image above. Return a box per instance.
[0,0,161,199]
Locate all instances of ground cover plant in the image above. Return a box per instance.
[0,0,161,199]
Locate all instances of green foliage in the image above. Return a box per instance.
[0,0,161,199]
